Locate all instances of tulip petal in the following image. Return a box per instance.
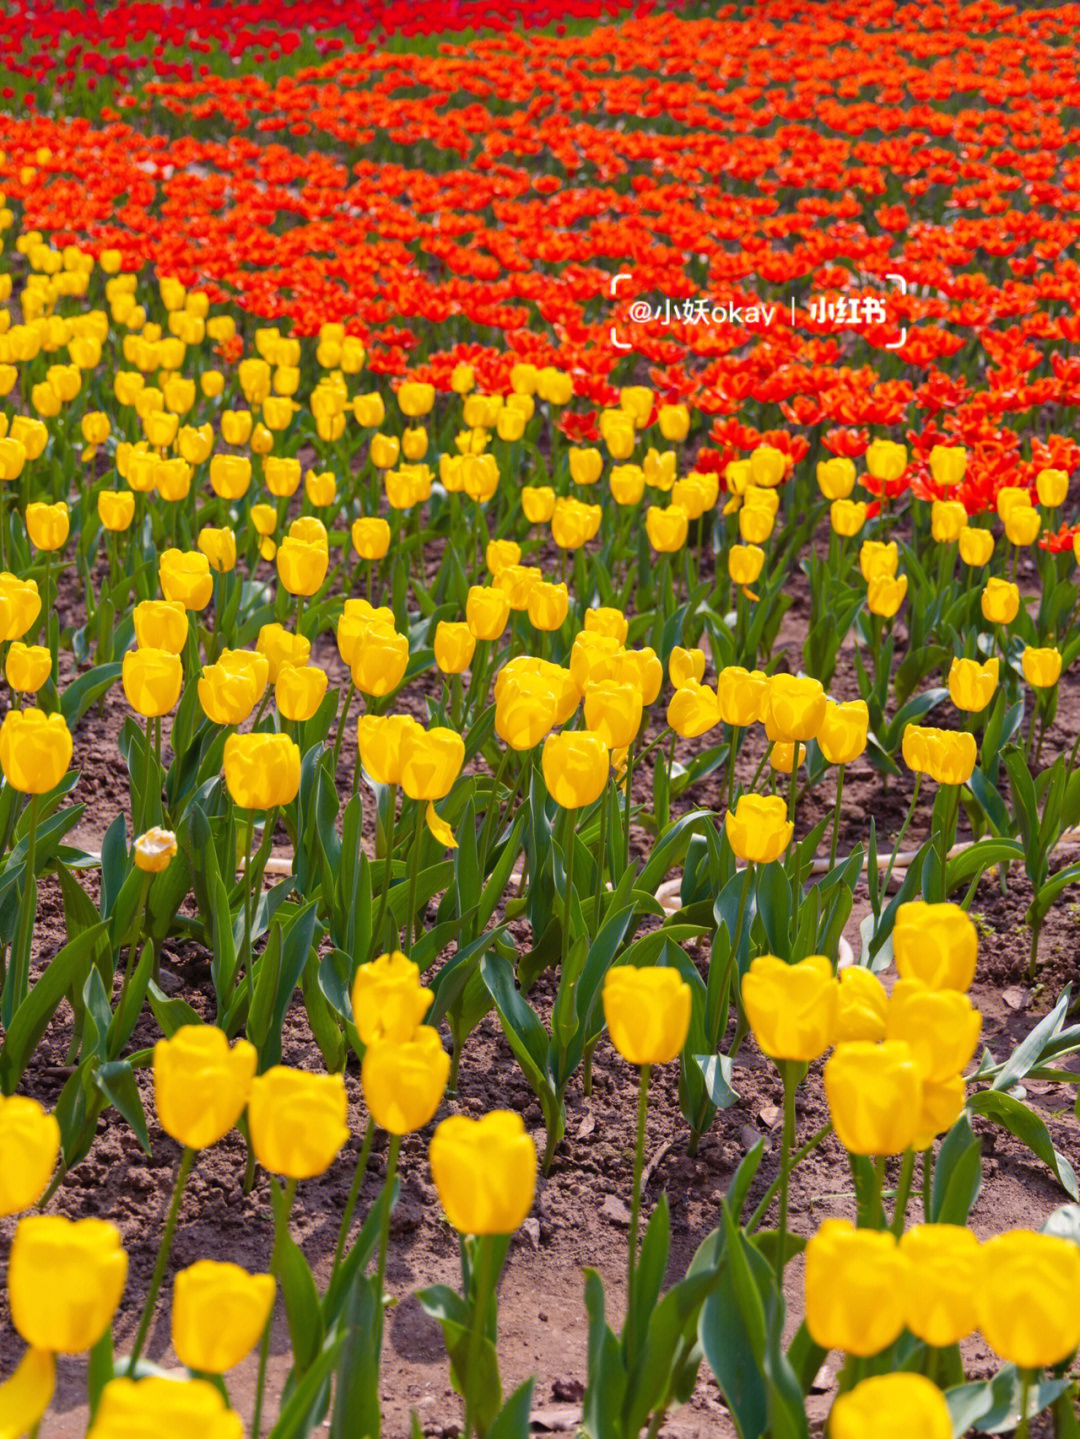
[425,802,457,850]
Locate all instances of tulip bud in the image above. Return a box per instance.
[867,572,908,618]
[356,714,421,787]
[865,438,907,482]
[495,672,559,751]
[223,733,301,809]
[893,900,976,991]
[159,548,213,611]
[584,680,643,750]
[1036,467,1068,508]
[928,444,966,488]
[399,726,465,801]
[583,607,629,643]
[352,516,391,560]
[958,526,994,567]
[930,499,966,543]
[816,456,856,500]
[666,680,721,738]
[859,540,898,582]
[716,666,769,727]
[830,499,867,537]
[275,664,328,722]
[729,543,765,587]
[98,489,135,532]
[766,673,827,743]
[434,621,476,675]
[466,584,510,641]
[521,485,556,523]
[645,503,689,553]
[26,500,69,551]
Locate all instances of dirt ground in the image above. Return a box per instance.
[1,541,1079,1438]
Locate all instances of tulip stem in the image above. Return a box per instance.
[137,716,154,840]
[936,784,961,903]
[252,1177,298,1439]
[403,801,426,957]
[463,1234,497,1439]
[623,741,635,869]
[626,1063,651,1361]
[788,762,801,932]
[593,779,609,923]
[1017,1371,1032,1439]
[9,793,41,1019]
[375,1134,401,1354]
[775,1062,798,1289]
[332,1117,376,1276]
[563,808,577,970]
[127,1145,195,1374]
[331,679,357,776]
[746,1121,833,1233]
[369,789,398,960]
[890,1148,916,1237]
[828,766,845,870]
[881,773,921,901]
[241,809,256,970]
[730,860,753,964]
[476,745,513,890]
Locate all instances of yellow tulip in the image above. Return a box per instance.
[899,1224,980,1347]
[199,663,259,727]
[356,714,422,787]
[351,516,391,559]
[0,708,72,794]
[133,598,188,654]
[1036,467,1068,508]
[248,1067,349,1179]
[645,503,689,553]
[948,655,998,712]
[429,1111,537,1235]
[527,580,569,632]
[257,623,310,682]
[583,607,629,643]
[276,536,328,597]
[26,500,69,551]
[209,454,252,500]
[172,1261,275,1374]
[9,1216,128,1352]
[0,1095,60,1216]
[0,1347,55,1437]
[275,664,328,722]
[495,672,559,751]
[542,730,610,809]
[362,1026,450,1134]
[4,642,51,695]
[930,499,966,543]
[223,733,301,809]
[667,680,721,738]
[816,456,856,500]
[823,1041,922,1154]
[669,647,706,689]
[867,572,908,618]
[817,699,869,766]
[602,966,692,1066]
[657,403,689,442]
[804,1218,908,1356]
[928,444,966,487]
[349,620,410,698]
[977,1231,1080,1368]
[834,966,888,1043]
[830,499,866,537]
[159,548,213,611]
[830,1374,951,1439]
[88,1376,243,1438]
[98,489,135,532]
[724,794,793,864]
[134,827,178,873]
[885,979,982,1082]
[716,665,769,727]
[584,680,643,749]
[351,950,433,1045]
[765,673,827,743]
[398,726,465,801]
[1022,645,1062,688]
[893,900,976,991]
[153,1025,257,1149]
[865,438,907,482]
[122,647,182,717]
[858,539,898,582]
[434,621,476,675]
[958,527,994,566]
[521,484,556,523]
[741,955,839,1061]
[981,577,1020,624]
[466,584,510,641]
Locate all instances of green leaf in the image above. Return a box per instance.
[945,1366,1069,1434]
[0,922,109,1094]
[967,1089,1079,1199]
[147,979,203,1038]
[94,1060,152,1154]
[930,1115,982,1225]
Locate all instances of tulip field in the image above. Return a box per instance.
[4,0,1080,1434]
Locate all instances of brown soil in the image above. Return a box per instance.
[2,546,1079,1438]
